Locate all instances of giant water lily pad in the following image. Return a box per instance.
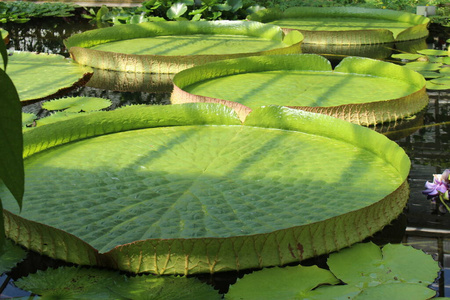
[64,21,303,74]
[171,54,428,125]
[1,103,410,274]
[249,7,429,44]
[7,52,92,102]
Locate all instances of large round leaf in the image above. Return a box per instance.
[171,54,428,125]
[248,7,429,44]
[1,103,410,274]
[64,21,303,73]
[7,52,93,102]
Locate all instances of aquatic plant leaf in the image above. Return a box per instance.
[1,104,410,274]
[16,266,219,300]
[35,111,87,127]
[15,267,123,299]
[42,97,112,112]
[404,61,442,71]
[65,21,302,73]
[391,53,424,60]
[353,283,436,300]
[431,77,450,85]
[426,81,450,90]
[0,239,27,274]
[417,71,443,79]
[417,49,449,56]
[440,68,450,74]
[248,6,429,44]
[226,265,339,300]
[327,242,439,288]
[21,112,36,127]
[7,52,92,102]
[109,274,220,300]
[172,54,428,125]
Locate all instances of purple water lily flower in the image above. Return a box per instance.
[423,169,450,196]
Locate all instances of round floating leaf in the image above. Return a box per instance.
[21,112,36,127]
[172,54,428,125]
[226,265,339,300]
[426,81,450,90]
[65,21,303,73]
[439,67,450,74]
[0,240,27,274]
[327,242,439,287]
[417,49,449,56]
[7,52,92,102]
[431,77,450,85]
[1,104,410,274]
[36,111,87,127]
[391,53,424,60]
[248,6,429,44]
[404,61,442,71]
[42,97,112,112]
[15,266,219,299]
[417,71,443,79]
[354,283,436,300]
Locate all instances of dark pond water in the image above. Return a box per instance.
[1,15,450,298]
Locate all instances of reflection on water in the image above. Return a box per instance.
[2,15,450,298]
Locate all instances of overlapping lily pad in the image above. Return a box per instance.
[7,52,93,103]
[64,21,303,73]
[249,7,429,44]
[171,54,428,125]
[1,103,410,274]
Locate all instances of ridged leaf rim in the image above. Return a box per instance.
[171,54,428,125]
[3,104,410,275]
[64,20,303,73]
[248,6,429,44]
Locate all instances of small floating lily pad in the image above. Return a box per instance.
[226,242,439,300]
[171,54,427,125]
[7,52,93,102]
[65,21,303,73]
[417,49,449,56]
[42,97,112,112]
[0,240,27,274]
[248,7,429,44]
[15,266,219,299]
[1,103,410,274]
[21,112,36,128]
[392,53,424,60]
[404,61,443,71]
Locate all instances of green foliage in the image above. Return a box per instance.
[0,31,24,250]
[0,1,77,23]
[15,266,220,299]
[0,239,26,274]
[42,97,112,113]
[227,242,439,299]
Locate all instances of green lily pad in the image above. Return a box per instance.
[21,112,37,127]
[7,52,93,102]
[1,103,410,274]
[391,53,424,60]
[35,111,87,127]
[417,49,449,56]
[431,77,450,85]
[416,71,443,79]
[226,242,439,300]
[0,239,27,274]
[15,266,219,299]
[440,67,450,74]
[227,265,339,300]
[403,61,442,71]
[172,54,428,125]
[64,21,303,73]
[426,81,450,90]
[42,97,112,112]
[248,7,429,44]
